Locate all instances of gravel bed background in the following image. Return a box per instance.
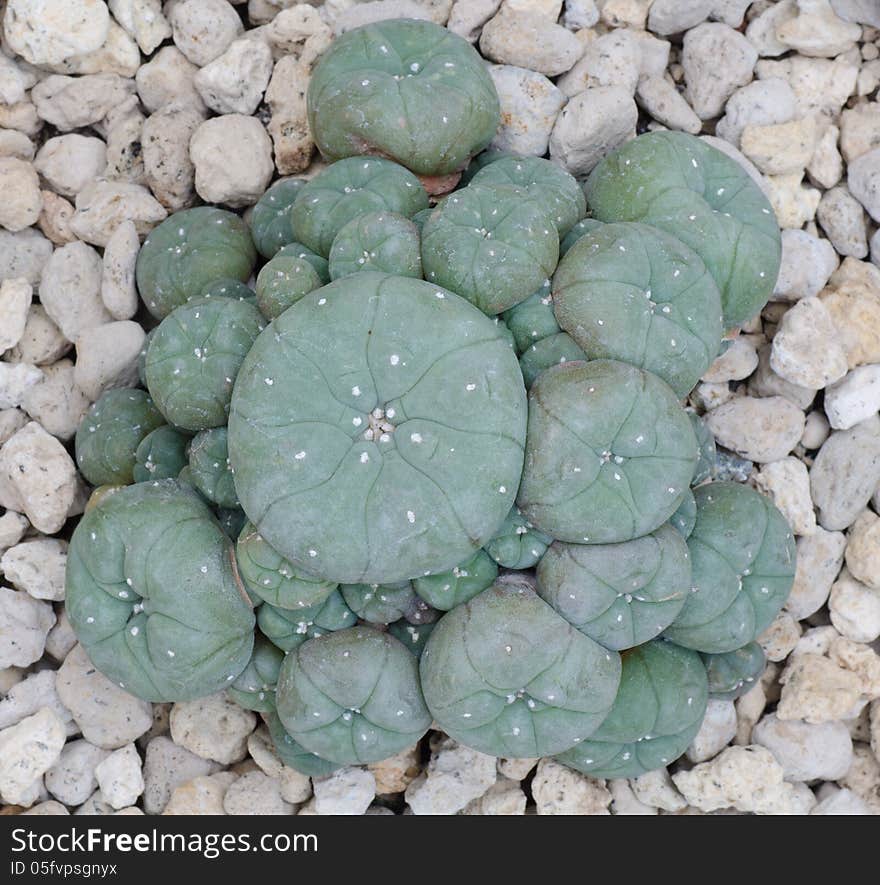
[0,0,879,816]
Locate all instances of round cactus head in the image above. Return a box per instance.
[132,425,190,483]
[420,183,559,315]
[236,521,337,611]
[517,359,698,544]
[670,488,698,539]
[340,580,418,625]
[135,207,256,319]
[552,221,723,398]
[64,480,255,702]
[536,523,691,651]
[228,636,284,713]
[265,712,340,777]
[198,278,254,302]
[701,642,767,700]
[250,178,306,259]
[228,272,527,585]
[518,332,586,389]
[307,19,500,177]
[275,626,432,765]
[688,410,717,486]
[255,250,323,320]
[187,427,239,508]
[256,590,356,653]
[483,507,553,571]
[420,575,622,758]
[290,157,428,257]
[75,389,165,486]
[585,131,781,329]
[556,639,708,778]
[328,211,422,281]
[470,155,586,237]
[559,218,605,257]
[502,280,559,355]
[663,482,796,653]
[387,619,436,659]
[412,548,499,611]
[145,295,265,432]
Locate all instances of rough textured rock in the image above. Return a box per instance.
[0,708,66,806]
[169,694,256,765]
[313,768,375,815]
[479,7,583,76]
[405,742,496,815]
[704,396,805,463]
[489,65,566,156]
[0,586,55,669]
[531,759,611,815]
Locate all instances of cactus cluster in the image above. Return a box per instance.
[66,19,795,780]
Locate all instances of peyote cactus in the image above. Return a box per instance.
[663,482,796,654]
[227,272,526,585]
[65,480,255,702]
[307,19,500,180]
[420,575,622,758]
[75,389,165,486]
[64,72,793,785]
[275,626,432,765]
[145,295,265,432]
[516,360,698,544]
[556,639,708,778]
[135,207,257,319]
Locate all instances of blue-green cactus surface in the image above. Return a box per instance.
[250,179,306,259]
[132,425,190,483]
[187,427,239,508]
[483,507,553,571]
[701,642,767,700]
[412,549,498,611]
[328,211,422,281]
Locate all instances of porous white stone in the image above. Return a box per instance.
[549,86,637,177]
[682,23,757,121]
[0,586,55,669]
[3,0,110,66]
[629,769,687,812]
[808,122,844,189]
[447,0,503,41]
[824,365,880,430]
[848,147,880,223]
[686,699,738,763]
[94,743,145,810]
[801,410,830,449]
[39,241,108,342]
[100,221,139,321]
[489,65,566,157]
[170,0,244,66]
[562,0,599,29]
[190,115,275,208]
[0,708,66,806]
[0,422,78,534]
[163,772,238,815]
[479,7,583,76]
[223,770,294,815]
[109,0,172,54]
[704,395,805,463]
[647,0,713,34]
[262,5,333,67]
[752,712,853,781]
[0,158,41,233]
[0,278,31,354]
[0,229,53,287]
[44,608,77,663]
[829,569,880,643]
[0,129,34,162]
[753,457,815,536]
[757,611,803,663]
[20,359,90,442]
[367,744,421,795]
[169,693,256,765]
[746,0,797,56]
[557,29,642,97]
[37,192,76,247]
[773,229,838,301]
[755,56,859,120]
[785,527,847,619]
[775,0,862,58]
[32,74,136,133]
[1,539,67,602]
[816,186,868,258]
[764,173,821,229]
[462,776,528,815]
[70,179,167,248]
[264,56,314,176]
[0,511,28,556]
[313,767,375,815]
[405,741,496,815]
[194,37,274,116]
[777,653,863,723]
[811,417,880,531]
[840,102,880,164]
[135,46,205,114]
[845,510,880,592]
[531,758,611,815]
[56,644,153,750]
[702,338,759,383]
[770,297,848,389]
[671,745,817,814]
[635,75,702,135]
[811,786,873,814]
[142,735,217,815]
[73,321,145,401]
[740,116,819,177]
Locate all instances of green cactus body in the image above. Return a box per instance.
[536,524,691,652]
[341,581,418,625]
[663,482,796,653]
[552,222,723,399]
[75,389,165,486]
[145,296,265,432]
[307,19,500,177]
[420,183,559,315]
[412,549,498,611]
[328,211,422,281]
[137,329,154,388]
[228,273,527,585]
[135,207,256,319]
[483,507,553,571]
[670,488,697,539]
[132,425,190,483]
[387,619,436,659]
[585,131,781,329]
[502,281,559,355]
[689,411,717,486]
[236,522,337,611]
[257,591,356,653]
[199,278,255,302]
[556,639,708,778]
[278,241,330,283]
[470,156,586,237]
[228,636,284,712]
[420,576,622,758]
[701,642,767,700]
[255,250,323,320]
[215,506,247,540]
[517,360,698,544]
[518,333,587,389]
[188,427,238,508]
[64,480,255,702]
[460,150,512,185]
[276,626,432,765]
[559,218,604,257]
[250,179,306,259]
[411,207,433,234]
[266,711,341,777]
[290,157,428,257]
